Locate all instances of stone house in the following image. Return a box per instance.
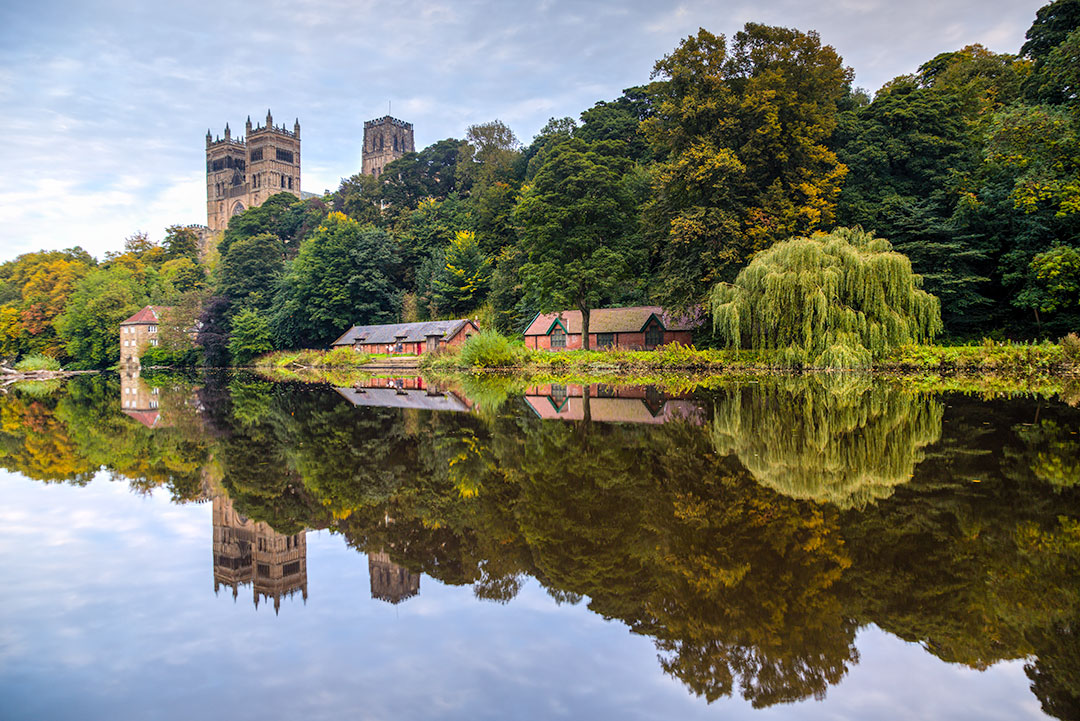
[331,319,480,355]
[522,306,700,351]
[119,305,171,366]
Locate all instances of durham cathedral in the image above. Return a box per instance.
[204,109,414,233]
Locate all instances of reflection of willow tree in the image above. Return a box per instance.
[503,416,859,707]
[710,375,943,508]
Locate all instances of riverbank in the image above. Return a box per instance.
[418,338,1080,377]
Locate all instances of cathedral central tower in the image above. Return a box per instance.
[362,116,414,178]
[205,109,301,233]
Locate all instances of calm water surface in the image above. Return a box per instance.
[1,371,1077,720]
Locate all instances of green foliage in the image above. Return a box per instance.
[710,375,943,508]
[270,212,400,348]
[218,232,284,312]
[162,225,201,261]
[160,257,206,294]
[227,309,274,365]
[433,230,492,316]
[55,266,148,369]
[710,228,943,366]
[1030,245,1080,313]
[13,353,61,371]
[645,24,853,307]
[515,137,648,347]
[1062,333,1080,361]
[139,344,199,367]
[457,330,528,368]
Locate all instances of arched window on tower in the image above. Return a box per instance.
[379,135,384,151]
[231,201,245,217]
[393,136,398,152]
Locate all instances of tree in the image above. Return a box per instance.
[196,295,231,367]
[271,212,400,348]
[54,267,148,368]
[433,230,492,316]
[1028,245,1080,315]
[218,232,284,312]
[710,227,942,367]
[644,25,852,309]
[162,225,201,261]
[228,309,274,364]
[514,138,648,349]
[219,192,298,256]
[458,120,522,191]
[160,257,206,294]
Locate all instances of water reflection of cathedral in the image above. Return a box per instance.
[212,493,308,613]
[369,551,420,605]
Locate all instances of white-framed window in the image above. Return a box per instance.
[149,338,158,347]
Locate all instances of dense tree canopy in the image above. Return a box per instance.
[515,138,648,347]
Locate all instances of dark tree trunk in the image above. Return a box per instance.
[581,306,591,350]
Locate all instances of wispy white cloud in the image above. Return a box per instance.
[0,0,1048,262]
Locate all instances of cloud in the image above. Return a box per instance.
[0,0,1048,262]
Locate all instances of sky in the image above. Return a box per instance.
[0,0,1048,263]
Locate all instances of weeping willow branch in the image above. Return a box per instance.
[710,227,942,368]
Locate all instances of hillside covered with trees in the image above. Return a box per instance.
[2,1,1078,368]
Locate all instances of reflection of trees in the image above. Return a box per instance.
[5,375,1080,713]
[1026,616,1080,721]
[709,375,943,508]
[1005,419,1080,491]
[500,417,858,707]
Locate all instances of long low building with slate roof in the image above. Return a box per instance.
[522,306,701,351]
[331,319,480,355]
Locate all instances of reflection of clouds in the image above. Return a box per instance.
[0,468,1047,720]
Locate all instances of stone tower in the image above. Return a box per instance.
[205,110,301,233]
[362,116,414,178]
[368,551,420,604]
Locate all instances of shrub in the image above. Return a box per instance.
[1063,333,1080,362]
[458,331,526,368]
[14,354,61,372]
[141,345,199,367]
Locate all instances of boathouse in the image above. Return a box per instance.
[522,306,699,351]
[331,319,480,355]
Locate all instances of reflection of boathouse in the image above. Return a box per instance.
[368,551,420,605]
[335,376,473,413]
[524,384,704,425]
[212,493,307,613]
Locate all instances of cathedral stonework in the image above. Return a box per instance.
[205,109,301,233]
[362,116,414,178]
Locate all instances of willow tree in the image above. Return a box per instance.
[710,227,942,368]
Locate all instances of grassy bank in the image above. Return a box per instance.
[419,331,1080,378]
[254,347,373,382]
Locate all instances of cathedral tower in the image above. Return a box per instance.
[362,116,414,178]
[205,110,301,233]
